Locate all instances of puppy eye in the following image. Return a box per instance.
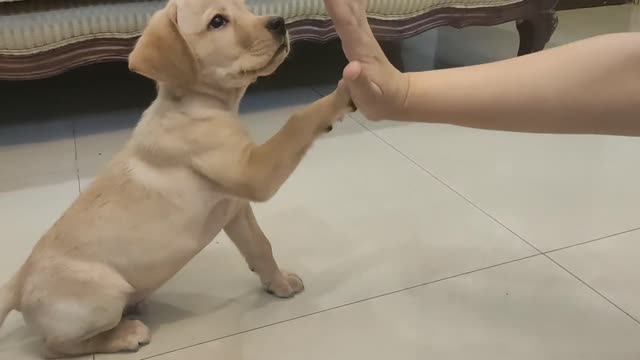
[209,14,228,30]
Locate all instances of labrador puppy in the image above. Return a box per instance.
[0,0,355,357]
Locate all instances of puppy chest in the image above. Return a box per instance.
[128,158,218,211]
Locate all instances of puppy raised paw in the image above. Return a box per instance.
[325,80,358,132]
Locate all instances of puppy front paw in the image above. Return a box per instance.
[348,98,357,112]
[323,82,357,133]
[334,80,357,113]
[265,271,304,298]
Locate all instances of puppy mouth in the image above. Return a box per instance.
[240,39,289,77]
[267,41,289,65]
[275,41,289,57]
[249,42,288,75]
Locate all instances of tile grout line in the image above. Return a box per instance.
[354,118,544,254]
[140,254,542,360]
[544,255,640,325]
[71,120,81,194]
[120,98,639,356]
[543,226,640,255]
[355,119,640,326]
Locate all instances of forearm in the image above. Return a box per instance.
[399,32,640,135]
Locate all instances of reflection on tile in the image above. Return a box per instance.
[152,256,640,360]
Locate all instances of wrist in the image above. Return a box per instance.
[395,72,411,120]
[384,71,411,121]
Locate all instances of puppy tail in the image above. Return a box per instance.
[0,273,19,328]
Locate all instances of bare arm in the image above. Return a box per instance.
[324,0,640,136]
[400,32,640,135]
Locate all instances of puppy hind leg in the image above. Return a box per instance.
[36,297,122,358]
[22,269,148,357]
[45,319,151,358]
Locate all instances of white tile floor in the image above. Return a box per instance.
[1,4,639,360]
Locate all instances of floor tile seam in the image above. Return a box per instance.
[347,119,640,261]
[543,253,640,325]
[355,121,640,325]
[543,227,640,255]
[352,119,544,255]
[139,254,541,360]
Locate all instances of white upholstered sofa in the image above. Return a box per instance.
[0,0,558,80]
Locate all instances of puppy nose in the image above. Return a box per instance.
[266,16,286,36]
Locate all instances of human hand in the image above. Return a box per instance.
[324,0,410,121]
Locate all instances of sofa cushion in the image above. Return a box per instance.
[0,0,524,55]
[0,0,164,55]
[248,0,524,21]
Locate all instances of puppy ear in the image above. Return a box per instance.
[129,0,198,86]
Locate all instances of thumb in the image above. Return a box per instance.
[342,61,362,81]
[342,61,383,97]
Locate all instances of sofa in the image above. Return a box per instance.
[0,0,558,80]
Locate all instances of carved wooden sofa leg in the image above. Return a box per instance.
[516,9,559,56]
